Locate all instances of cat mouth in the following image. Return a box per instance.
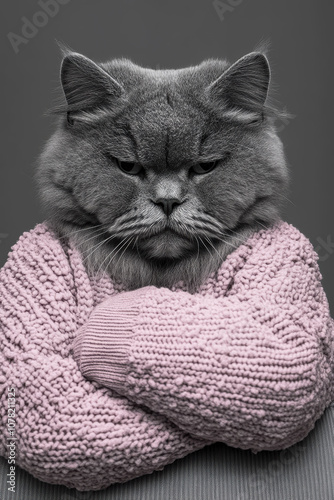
[140,226,186,240]
[137,227,196,259]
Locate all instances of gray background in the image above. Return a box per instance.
[1,1,333,499]
[1,0,333,313]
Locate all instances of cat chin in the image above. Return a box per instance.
[137,231,196,260]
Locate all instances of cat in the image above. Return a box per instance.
[35,48,290,293]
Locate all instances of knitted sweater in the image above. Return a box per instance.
[0,220,333,491]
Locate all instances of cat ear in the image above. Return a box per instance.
[206,52,270,118]
[60,52,124,115]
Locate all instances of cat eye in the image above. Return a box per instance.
[191,161,218,175]
[247,112,264,125]
[106,154,143,175]
[116,159,142,175]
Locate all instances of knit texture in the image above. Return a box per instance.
[0,220,333,491]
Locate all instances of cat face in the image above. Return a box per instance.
[36,50,290,291]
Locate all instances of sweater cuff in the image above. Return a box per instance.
[72,286,154,392]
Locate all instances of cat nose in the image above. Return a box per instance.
[152,198,182,217]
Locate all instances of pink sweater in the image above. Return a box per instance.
[0,220,333,491]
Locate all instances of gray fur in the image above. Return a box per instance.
[35,51,290,293]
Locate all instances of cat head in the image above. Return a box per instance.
[36,49,290,292]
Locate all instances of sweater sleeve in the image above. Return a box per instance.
[0,226,209,491]
[72,227,334,453]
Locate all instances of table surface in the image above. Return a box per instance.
[1,403,333,500]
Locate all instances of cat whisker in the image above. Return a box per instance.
[113,235,136,273]
[195,217,224,232]
[220,231,248,243]
[252,220,272,230]
[110,221,150,235]
[134,234,140,256]
[193,221,223,236]
[96,234,130,276]
[103,235,134,276]
[197,235,213,259]
[75,228,111,247]
[202,234,223,261]
[195,235,200,263]
[280,194,295,206]
[214,234,243,250]
[82,233,118,265]
[57,223,106,241]
[197,228,225,241]
[140,221,161,238]
[176,221,192,239]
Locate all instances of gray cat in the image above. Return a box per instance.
[35,49,290,293]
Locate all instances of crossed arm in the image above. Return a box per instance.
[72,246,334,452]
